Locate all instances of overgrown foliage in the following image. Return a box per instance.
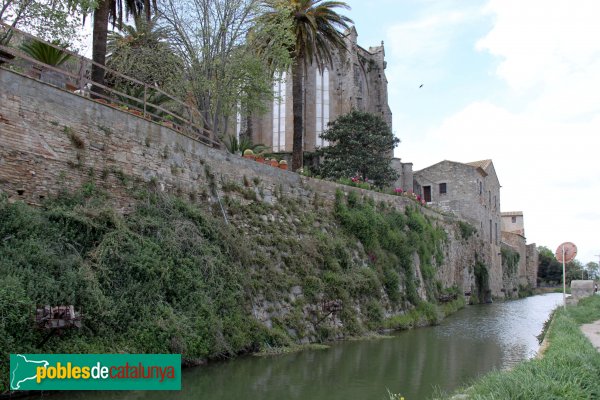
[457,220,477,240]
[0,182,460,393]
[334,190,447,304]
[501,246,520,276]
[473,260,490,304]
[317,111,400,187]
[0,188,271,392]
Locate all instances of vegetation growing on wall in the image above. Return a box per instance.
[333,190,447,304]
[473,260,490,304]
[501,246,520,276]
[457,220,477,240]
[0,181,460,393]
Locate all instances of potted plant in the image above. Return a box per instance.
[19,39,72,85]
[270,158,279,167]
[243,149,255,160]
[278,160,288,170]
[255,152,265,163]
[162,115,175,128]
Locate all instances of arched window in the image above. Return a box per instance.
[315,67,330,147]
[272,71,286,152]
[235,103,241,142]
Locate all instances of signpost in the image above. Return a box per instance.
[555,242,577,309]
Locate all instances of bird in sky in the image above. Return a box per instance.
[419,84,424,88]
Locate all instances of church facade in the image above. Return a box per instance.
[241,27,393,153]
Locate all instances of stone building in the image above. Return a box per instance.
[245,27,392,153]
[501,211,538,287]
[413,160,502,242]
[501,211,524,235]
[413,159,503,298]
[234,27,413,186]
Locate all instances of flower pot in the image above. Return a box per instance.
[255,156,265,163]
[270,159,279,167]
[279,163,288,170]
[129,109,143,116]
[162,121,174,128]
[243,154,255,160]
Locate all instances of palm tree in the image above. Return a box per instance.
[90,0,157,94]
[260,0,352,171]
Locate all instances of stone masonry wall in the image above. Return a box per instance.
[1,68,497,300]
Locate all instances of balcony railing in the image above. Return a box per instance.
[0,21,221,149]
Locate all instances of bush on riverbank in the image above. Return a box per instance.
[449,295,600,399]
[0,182,461,393]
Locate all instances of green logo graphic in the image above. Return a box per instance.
[9,354,181,391]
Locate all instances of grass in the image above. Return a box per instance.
[445,295,600,399]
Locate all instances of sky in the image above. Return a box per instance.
[343,0,600,265]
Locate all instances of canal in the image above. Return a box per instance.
[58,293,563,400]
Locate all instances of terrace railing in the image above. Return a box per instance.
[0,21,221,149]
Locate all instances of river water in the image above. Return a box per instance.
[56,293,563,400]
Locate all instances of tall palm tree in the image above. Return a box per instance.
[90,0,157,94]
[260,0,352,171]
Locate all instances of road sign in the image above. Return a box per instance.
[556,242,577,263]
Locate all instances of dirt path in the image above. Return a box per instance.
[581,320,600,352]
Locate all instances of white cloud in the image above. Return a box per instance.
[477,0,600,120]
[371,0,600,262]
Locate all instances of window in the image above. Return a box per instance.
[315,67,330,147]
[511,216,517,223]
[488,190,491,206]
[272,71,287,152]
[479,181,483,195]
[489,219,492,244]
[495,222,498,245]
[494,195,497,210]
[235,103,242,142]
[439,182,447,195]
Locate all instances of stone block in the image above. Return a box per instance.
[571,280,594,300]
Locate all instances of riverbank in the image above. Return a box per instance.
[446,295,600,399]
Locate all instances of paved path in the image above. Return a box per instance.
[581,320,600,352]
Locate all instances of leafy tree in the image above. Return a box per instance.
[537,245,588,285]
[0,0,95,45]
[586,262,599,280]
[537,246,562,285]
[316,110,399,187]
[259,0,352,171]
[160,0,292,138]
[106,16,183,92]
[90,0,156,92]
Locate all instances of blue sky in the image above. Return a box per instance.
[344,0,600,266]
